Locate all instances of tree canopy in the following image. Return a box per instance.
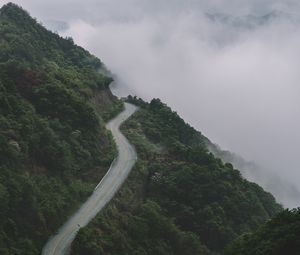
[0,3,121,254]
[71,97,282,254]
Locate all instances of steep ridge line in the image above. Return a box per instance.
[42,102,138,255]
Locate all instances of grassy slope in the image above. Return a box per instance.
[0,3,123,254]
[71,98,282,255]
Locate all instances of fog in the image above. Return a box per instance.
[2,0,300,208]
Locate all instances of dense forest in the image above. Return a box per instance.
[71,97,283,255]
[225,208,300,255]
[1,3,298,255]
[0,3,122,254]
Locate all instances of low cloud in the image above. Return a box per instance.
[2,0,300,207]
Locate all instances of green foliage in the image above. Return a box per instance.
[101,99,124,122]
[72,161,211,255]
[72,98,282,254]
[224,208,300,255]
[0,3,120,254]
[0,4,286,254]
[0,3,112,94]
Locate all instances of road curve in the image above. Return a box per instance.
[42,102,138,255]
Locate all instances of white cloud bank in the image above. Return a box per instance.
[2,0,300,207]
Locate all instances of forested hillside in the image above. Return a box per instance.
[71,97,282,255]
[225,208,300,255]
[1,3,295,255]
[0,3,122,254]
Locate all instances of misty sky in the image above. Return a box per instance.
[1,0,300,208]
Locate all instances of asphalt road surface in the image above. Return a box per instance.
[42,102,138,255]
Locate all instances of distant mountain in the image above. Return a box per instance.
[201,11,300,45]
[205,11,299,29]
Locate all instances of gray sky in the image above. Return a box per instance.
[2,0,300,207]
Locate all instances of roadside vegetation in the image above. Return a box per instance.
[72,97,282,255]
[1,3,295,255]
[0,3,122,254]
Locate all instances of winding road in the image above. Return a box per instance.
[42,102,138,255]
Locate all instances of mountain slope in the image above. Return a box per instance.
[71,97,282,254]
[42,103,137,255]
[225,208,300,255]
[0,3,290,255]
[0,3,122,254]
